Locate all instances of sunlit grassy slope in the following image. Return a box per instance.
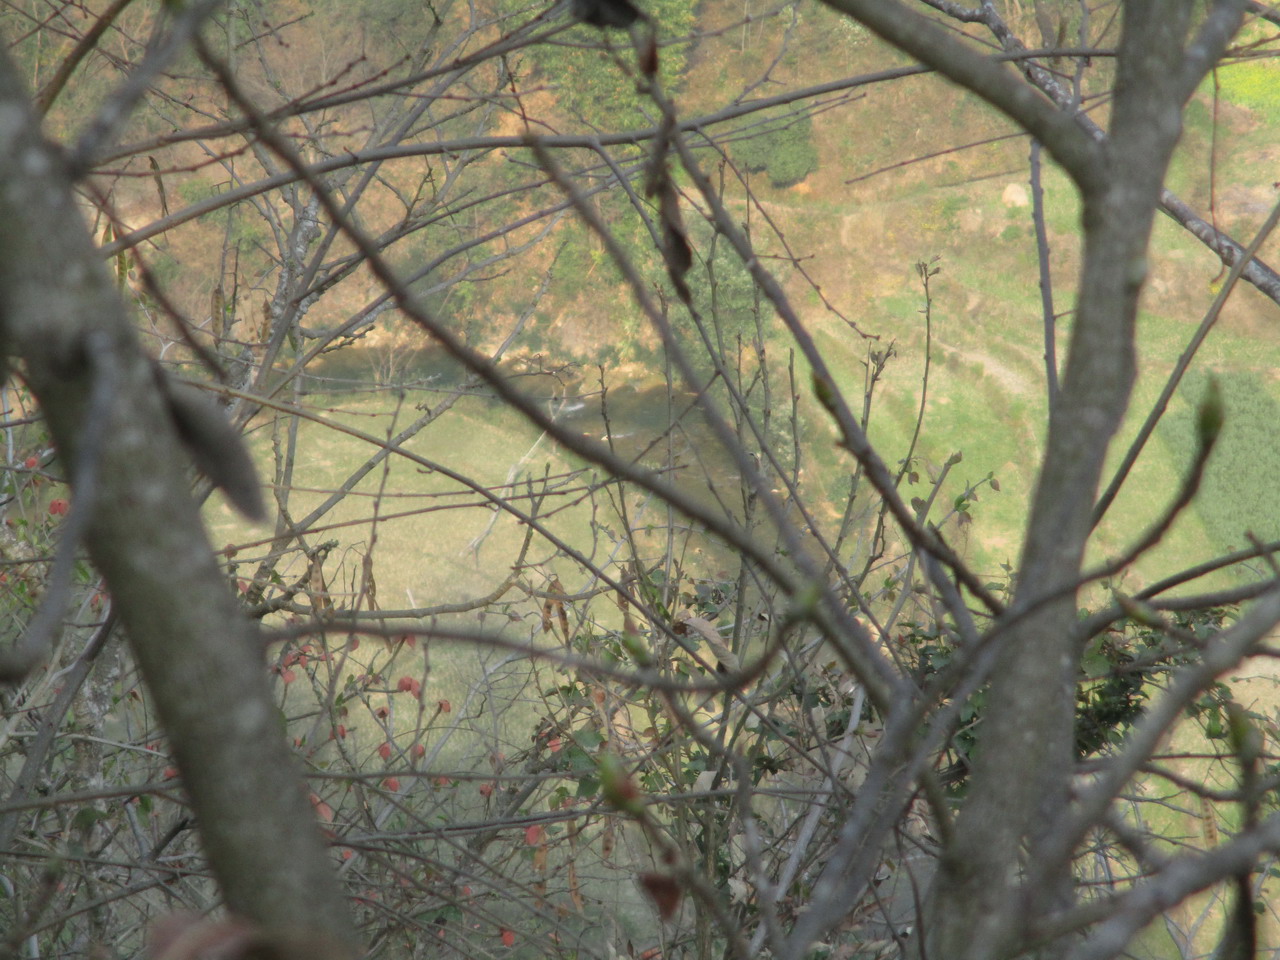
[200,0,1280,750]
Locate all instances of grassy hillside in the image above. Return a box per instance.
[193,1,1280,609]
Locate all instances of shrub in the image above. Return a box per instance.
[732,110,819,187]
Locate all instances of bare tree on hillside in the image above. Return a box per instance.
[4,1,1280,959]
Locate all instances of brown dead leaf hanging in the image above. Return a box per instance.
[657,181,693,300]
[639,872,683,922]
[304,543,335,616]
[546,576,570,645]
[639,32,658,78]
[681,615,740,673]
[568,858,585,913]
[362,552,378,612]
[309,562,332,616]
[645,116,692,301]
[160,379,266,522]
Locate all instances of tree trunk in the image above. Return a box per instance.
[812,1,1246,956]
[0,47,359,959]
[925,3,1231,956]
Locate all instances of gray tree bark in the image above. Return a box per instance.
[814,2,1247,957]
[0,47,359,959]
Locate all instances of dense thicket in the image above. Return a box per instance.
[3,3,1280,960]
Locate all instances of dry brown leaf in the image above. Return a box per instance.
[681,615,740,673]
[309,559,332,615]
[656,180,692,298]
[162,381,265,522]
[568,858,585,913]
[639,872,683,921]
[546,577,571,644]
[362,552,378,611]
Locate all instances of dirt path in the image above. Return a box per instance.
[939,339,1043,400]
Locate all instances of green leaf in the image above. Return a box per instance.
[71,807,106,833]
[598,752,644,816]
[573,728,605,749]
